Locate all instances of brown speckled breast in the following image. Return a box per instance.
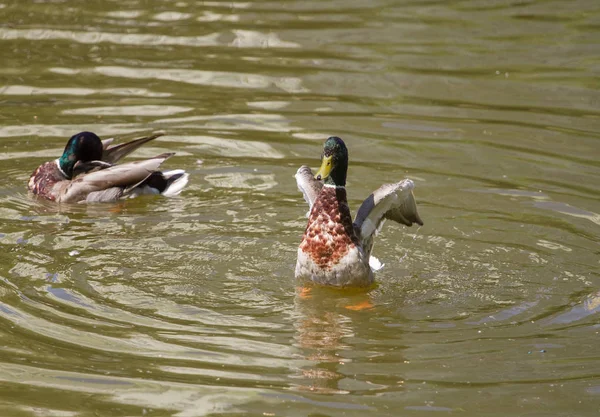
[28,161,65,201]
[299,186,360,270]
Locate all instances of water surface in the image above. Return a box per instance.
[1,0,599,416]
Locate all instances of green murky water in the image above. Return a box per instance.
[1,0,599,415]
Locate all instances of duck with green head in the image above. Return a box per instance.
[28,131,188,203]
[295,136,423,287]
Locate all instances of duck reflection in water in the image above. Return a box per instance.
[292,286,391,395]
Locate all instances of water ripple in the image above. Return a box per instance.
[0,0,598,415]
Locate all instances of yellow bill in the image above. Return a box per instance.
[315,155,333,180]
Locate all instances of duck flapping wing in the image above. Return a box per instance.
[295,165,323,213]
[353,179,423,250]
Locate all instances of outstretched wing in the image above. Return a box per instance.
[295,165,323,212]
[353,179,423,251]
[102,131,165,164]
[101,138,115,149]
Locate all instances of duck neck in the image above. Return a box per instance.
[324,163,347,187]
[57,154,74,178]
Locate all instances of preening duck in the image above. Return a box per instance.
[28,131,188,203]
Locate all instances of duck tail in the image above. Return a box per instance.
[369,255,384,272]
[127,169,189,198]
[160,169,189,196]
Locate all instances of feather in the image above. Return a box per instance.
[84,187,124,203]
[101,138,115,150]
[295,165,323,211]
[160,170,189,196]
[369,255,384,271]
[102,131,165,164]
[72,160,112,177]
[127,169,189,198]
[354,179,423,250]
[58,153,173,203]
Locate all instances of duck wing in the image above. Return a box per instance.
[102,131,165,164]
[353,179,423,253]
[59,153,174,203]
[101,138,115,149]
[295,165,323,212]
[71,160,113,177]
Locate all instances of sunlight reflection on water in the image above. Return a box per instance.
[0,0,599,415]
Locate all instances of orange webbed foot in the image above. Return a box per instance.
[345,299,374,311]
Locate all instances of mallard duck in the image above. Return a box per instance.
[295,136,423,287]
[28,131,189,203]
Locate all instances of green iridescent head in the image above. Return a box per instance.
[315,136,349,186]
[58,132,103,178]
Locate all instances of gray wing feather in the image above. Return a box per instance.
[85,187,124,203]
[102,131,165,164]
[72,160,112,178]
[60,153,173,203]
[295,165,323,211]
[101,138,115,150]
[354,179,423,249]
